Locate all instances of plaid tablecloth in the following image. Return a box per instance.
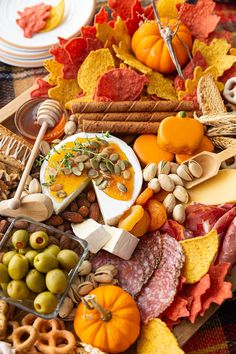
[0,2,236,353]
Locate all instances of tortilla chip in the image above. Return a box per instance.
[192,39,236,76]
[147,71,177,100]
[178,66,224,100]
[113,42,152,74]
[137,319,184,354]
[44,59,63,85]
[96,16,131,50]
[230,48,236,56]
[48,77,82,107]
[180,229,219,284]
[41,0,64,32]
[77,48,115,96]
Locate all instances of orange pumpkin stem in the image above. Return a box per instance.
[83,295,112,322]
[177,111,186,118]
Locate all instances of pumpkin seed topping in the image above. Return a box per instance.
[117,183,128,193]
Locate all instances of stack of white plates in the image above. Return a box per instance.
[0,0,96,68]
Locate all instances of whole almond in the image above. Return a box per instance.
[89,202,100,221]
[70,201,78,212]
[61,212,84,223]
[77,197,90,208]
[87,189,96,202]
[79,206,89,218]
[158,174,175,192]
[46,215,64,226]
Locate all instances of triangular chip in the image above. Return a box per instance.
[180,229,219,284]
[137,319,184,354]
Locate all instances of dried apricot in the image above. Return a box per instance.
[153,190,169,202]
[136,187,153,206]
[130,210,150,237]
[118,205,144,231]
[146,199,167,231]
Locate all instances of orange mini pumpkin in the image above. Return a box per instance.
[74,285,140,353]
[131,20,192,74]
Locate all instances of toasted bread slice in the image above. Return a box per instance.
[197,74,226,115]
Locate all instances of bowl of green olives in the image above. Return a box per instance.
[0,217,88,319]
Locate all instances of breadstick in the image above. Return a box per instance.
[72,100,194,113]
[82,120,160,134]
[78,111,196,123]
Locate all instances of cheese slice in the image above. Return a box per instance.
[103,225,139,260]
[189,169,236,205]
[40,133,143,224]
[72,219,111,253]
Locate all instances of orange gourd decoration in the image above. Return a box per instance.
[175,136,214,163]
[157,111,204,154]
[131,20,192,74]
[74,285,140,353]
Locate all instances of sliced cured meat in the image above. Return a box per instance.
[184,203,227,236]
[91,231,163,297]
[217,216,236,265]
[16,3,52,38]
[214,206,236,238]
[137,234,184,323]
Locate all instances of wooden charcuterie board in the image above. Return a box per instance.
[0,85,235,350]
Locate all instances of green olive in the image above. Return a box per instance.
[33,252,58,273]
[45,269,68,294]
[2,251,17,266]
[12,229,29,250]
[8,254,29,280]
[0,263,10,283]
[57,249,79,271]
[43,245,60,257]
[7,280,30,300]
[19,247,32,255]
[25,250,38,267]
[26,269,46,293]
[29,231,49,250]
[34,292,58,314]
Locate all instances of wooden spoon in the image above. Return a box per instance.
[184,143,236,189]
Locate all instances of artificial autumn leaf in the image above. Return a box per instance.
[219,65,236,84]
[163,296,189,322]
[48,78,82,107]
[178,66,224,100]
[94,6,109,24]
[31,78,53,98]
[192,39,236,77]
[147,71,177,100]
[178,0,220,40]
[108,0,134,20]
[50,37,87,79]
[230,48,236,56]
[157,0,184,19]
[44,58,63,85]
[184,274,211,324]
[113,42,152,74]
[96,16,131,50]
[126,0,145,36]
[200,263,232,316]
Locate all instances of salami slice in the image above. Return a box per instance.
[91,231,163,297]
[137,234,184,323]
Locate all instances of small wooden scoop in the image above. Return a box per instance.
[0,99,62,222]
[185,143,236,189]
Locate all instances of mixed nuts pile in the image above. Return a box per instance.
[47,137,132,198]
[143,159,203,223]
[59,261,118,321]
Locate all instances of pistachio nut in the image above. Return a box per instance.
[63,308,77,322]
[95,264,118,277]
[157,160,170,175]
[168,174,184,186]
[188,160,203,178]
[173,185,189,204]
[163,193,176,214]
[28,178,42,194]
[94,271,114,284]
[158,174,175,192]
[148,178,161,193]
[177,164,193,181]
[170,162,180,174]
[78,281,94,296]
[40,140,51,156]
[78,260,92,276]
[85,273,98,288]
[59,297,74,318]
[64,121,77,135]
[172,204,186,224]
[143,163,158,182]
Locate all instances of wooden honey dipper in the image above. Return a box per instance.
[0,99,62,221]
